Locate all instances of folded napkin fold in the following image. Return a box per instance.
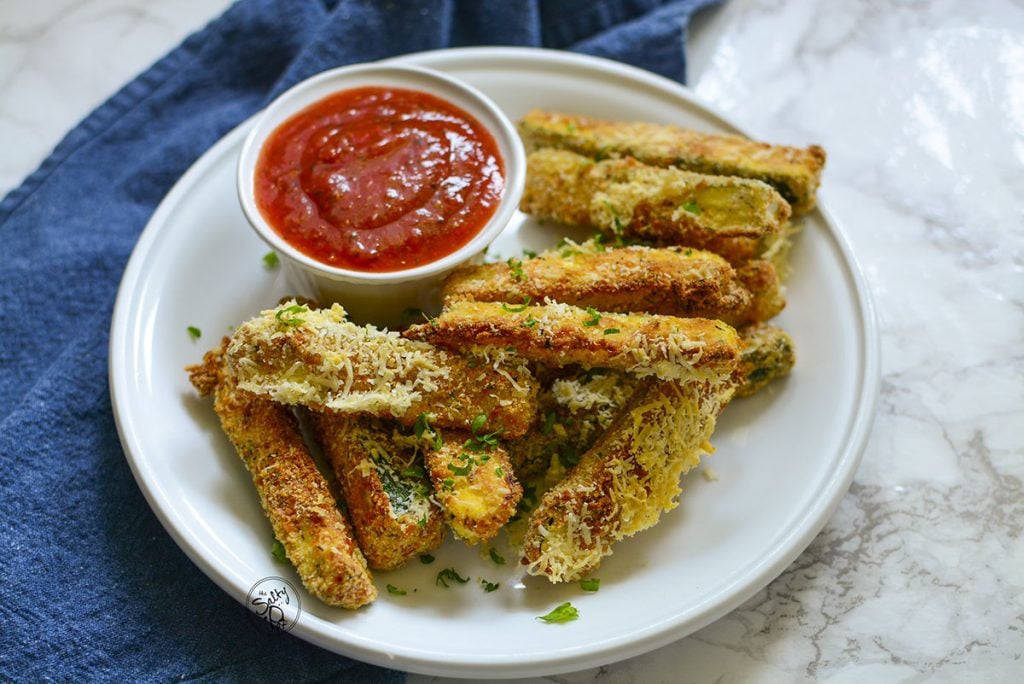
[0,0,718,679]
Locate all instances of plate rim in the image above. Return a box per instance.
[109,46,880,678]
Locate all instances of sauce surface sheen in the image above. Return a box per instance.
[255,86,505,272]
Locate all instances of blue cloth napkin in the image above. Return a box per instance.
[0,0,718,680]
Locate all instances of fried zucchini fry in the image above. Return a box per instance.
[510,323,794,484]
[406,300,740,381]
[518,110,825,214]
[187,342,376,609]
[445,245,749,323]
[509,369,641,481]
[735,323,796,398]
[520,377,733,582]
[444,245,783,326]
[224,301,538,438]
[425,430,522,544]
[522,149,789,248]
[307,413,445,570]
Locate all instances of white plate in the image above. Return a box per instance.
[109,47,878,679]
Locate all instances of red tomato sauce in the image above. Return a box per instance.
[254,86,505,272]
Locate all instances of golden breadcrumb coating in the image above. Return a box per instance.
[224,301,538,439]
[307,413,445,570]
[406,300,741,381]
[444,245,744,322]
[518,110,825,214]
[444,245,783,327]
[186,342,376,609]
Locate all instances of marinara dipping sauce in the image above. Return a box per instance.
[253,86,505,272]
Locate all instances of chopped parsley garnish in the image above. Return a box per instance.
[489,548,506,565]
[522,315,539,328]
[262,251,279,268]
[448,460,473,477]
[501,296,531,313]
[682,199,702,215]
[579,578,601,592]
[436,568,470,588]
[522,249,538,259]
[480,579,500,593]
[441,477,455,491]
[386,584,407,596]
[419,554,435,564]
[414,412,443,450]
[506,256,526,280]
[494,466,504,477]
[594,144,611,161]
[537,602,579,623]
[275,304,308,327]
[603,328,620,335]
[463,414,504,452]
[187,326,202,340]
[582,307,601,327]
[271,539,287,563]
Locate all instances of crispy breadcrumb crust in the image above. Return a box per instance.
[518,110,825,214]
[406,300,741,381]
[445,245,749,322]
[444,245,783,327]
[186,341,376,609]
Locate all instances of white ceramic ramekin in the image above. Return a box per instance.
[237,63,525,328]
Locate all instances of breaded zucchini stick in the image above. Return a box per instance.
[425,429,522,544]
[509,369,641,481]
[406,300,741,381]
[510,323,795,483]
[187,342,376,609]
[307,413,445,570]
[445,245,750,323]
[518,110,825,214]
[444,244,783,326]
[224,301,538,438]
[735,323,796,398]
[522,149,789,250]
[520,377,733,582]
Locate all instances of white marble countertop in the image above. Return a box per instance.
[3,0,1021,681]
